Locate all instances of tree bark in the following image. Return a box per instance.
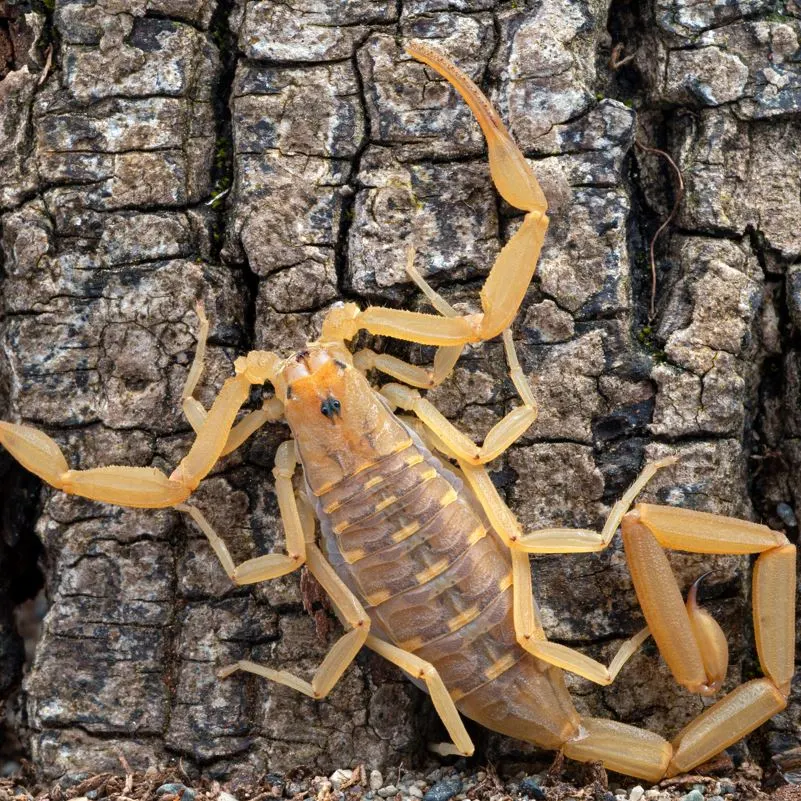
[0,0,799,784]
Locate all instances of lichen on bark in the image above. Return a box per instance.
[0,0,799,785]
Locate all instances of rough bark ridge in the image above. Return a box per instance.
[0,0,799,785]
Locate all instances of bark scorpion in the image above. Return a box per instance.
[1,42,796,782]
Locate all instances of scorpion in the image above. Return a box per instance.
[0,42,795,783]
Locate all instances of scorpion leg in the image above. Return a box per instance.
[366,635,474,757]
[220,542,371,700]
[380,332,537,465]
[320,43,549,350]
[177,440,306,583]
[181,301,210,432]
[354,248,464,389]
[182,303,284,453]
[461,459,650,686]
[191,450,370,699]
[0,349,281,508]
[219,396,285,456]
[355,346,463,390]
[450,457,679,685]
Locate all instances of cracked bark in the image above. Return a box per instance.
[0,0,799,785]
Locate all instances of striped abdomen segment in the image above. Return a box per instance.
[316,435,580,748]
[318,441,524,698]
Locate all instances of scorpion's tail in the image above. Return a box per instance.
[562,676,788,781]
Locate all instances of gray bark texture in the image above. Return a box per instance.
[0,0,799,786]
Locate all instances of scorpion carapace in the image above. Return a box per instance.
[0,42,795,783]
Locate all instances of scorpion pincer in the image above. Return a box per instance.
[0,41,795,782]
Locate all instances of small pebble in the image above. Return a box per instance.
[157,784,185,795]
[330,770,352,789]
[371,771,384,792]
[219,793,239,801]
[409,787,423,799]
[378,785,398,798]
[152,785,197,801]
[718,783,735,796]
[59,774,90,790]
[519,776,546,800]
[777,502,797,528]
[681,791,705,801]
[423,778,462,801]
[708,797,724,801]
[630,787,645,801]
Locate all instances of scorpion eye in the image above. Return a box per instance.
[320,397,342,419]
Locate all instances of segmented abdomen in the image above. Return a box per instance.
[312,429,579,749]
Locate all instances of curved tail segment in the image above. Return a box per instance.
[321,41,551,347]
[562,507,794,781]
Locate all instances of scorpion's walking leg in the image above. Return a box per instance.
[183,444,371,699]
[621,505,794,775]
[0,349,281,508]
[182,303,284,455]
[219,543,371,699]
[381,332,537,465]
[321,42,549,350]
[354,248,464,389]
[366,635,474,757]
[181,301,211,431]
[177,440,306,584]
[435,450,677,684]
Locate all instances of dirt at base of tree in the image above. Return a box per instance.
[2,759,800,801]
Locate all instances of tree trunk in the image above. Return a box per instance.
[0,0,798,784]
